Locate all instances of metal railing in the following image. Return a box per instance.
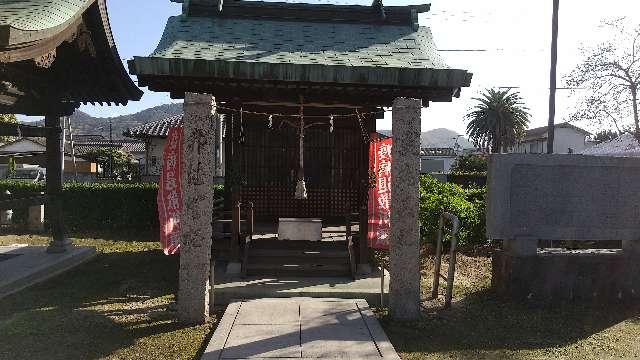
[431,212,461,309]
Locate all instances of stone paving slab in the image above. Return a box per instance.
[202,298,400,360]
[214,267,390,306]
[0,245,96,299]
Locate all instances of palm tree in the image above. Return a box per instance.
[466,89,531,153]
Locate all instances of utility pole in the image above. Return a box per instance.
[547,0,560,154]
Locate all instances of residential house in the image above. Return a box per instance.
[0,138,97,181]
[124,114,225,183]
[510,122,592,154]
[73,139,146,176]
[420,147,458,174]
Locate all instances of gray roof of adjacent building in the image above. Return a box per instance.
[124,114,183,139]
[523,122,591,142]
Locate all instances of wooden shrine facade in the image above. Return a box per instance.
[222,105,378,220]
[0,0,141,252]
[130,0,472,323]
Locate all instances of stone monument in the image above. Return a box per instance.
[488,154,640,301]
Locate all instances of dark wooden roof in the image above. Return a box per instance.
[129,1,472,106]
[0,0,142,116]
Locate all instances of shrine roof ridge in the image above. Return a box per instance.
[0,0,92,47]
[171,0,430,27]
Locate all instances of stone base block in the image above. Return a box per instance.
[46,238,73,253]
[278,218,322,241]
[492,249,640,302]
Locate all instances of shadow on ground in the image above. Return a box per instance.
[380,288,640,357]
[0,243,214,360]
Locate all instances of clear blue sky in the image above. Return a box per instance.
[32,0,639,135]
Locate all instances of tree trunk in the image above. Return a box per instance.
[632,86,640,140]
[493,121,502,154]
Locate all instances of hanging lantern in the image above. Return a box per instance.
[268,114,273,129]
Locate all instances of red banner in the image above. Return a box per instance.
[158,127,183,255]
[368,134,392,250]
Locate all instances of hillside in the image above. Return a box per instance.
[377,128,475,149]
[32,103,183,139]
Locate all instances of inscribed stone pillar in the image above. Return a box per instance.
[178,93,216,324]
[389,97,422,320]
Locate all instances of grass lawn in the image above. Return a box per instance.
[1,235,640,359]
[381,252,640,359]
[0,233,220,360]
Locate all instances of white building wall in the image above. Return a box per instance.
[146,138,165,176]
[552,127,589,154]
[511,127,590,154]
[419,156,457,173]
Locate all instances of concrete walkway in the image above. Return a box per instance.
[0,244,96,299]
[202,298,400,359]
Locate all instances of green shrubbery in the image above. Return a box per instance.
[419,175,487,248]
[0,181,224,233]
[0,181,159,232]
[0,176,486,247]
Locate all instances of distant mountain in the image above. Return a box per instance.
[377,128,475,149]
[31,103,183,140]
[26,104,475,149]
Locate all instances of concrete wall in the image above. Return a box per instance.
[487,154,640,242]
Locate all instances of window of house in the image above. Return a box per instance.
[151,156,158,167]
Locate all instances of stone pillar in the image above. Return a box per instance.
[28,204,45,232]
[178,93,216,324]
[389,97,422,320]
[45,114,70,253]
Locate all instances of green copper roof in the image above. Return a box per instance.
[131,15,471,90]
[0,0,91,46]
[156,17,446,69]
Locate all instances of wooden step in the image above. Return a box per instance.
[246,262,350,277]
[249,248,348,258]
[250,239,347,251]
[213,219,247,224]
[248,256,349,266]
